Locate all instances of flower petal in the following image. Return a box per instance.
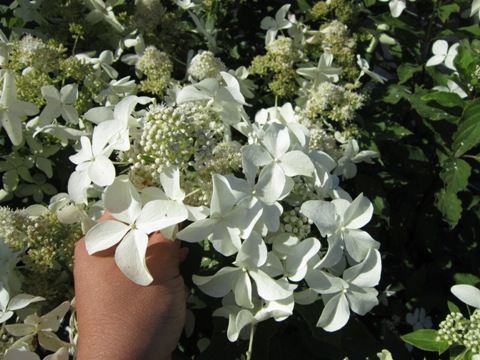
[344,229,379,262]
[343,249,382,288]
[67,170,91,204]
[235,231,267,269]
[305,269,344,294]
[38,331,71,352]
[300,200,338,237]
[114,230,152,285]
[88,154,115,187]
[343,193,373,229]
[249,270,294,301]
[317,293,350,332]
[39,301,70,332]
[285,237,321,282]
[233,272,253,308]
[279,150,314,177]
[136,200,188,234]
[85,220,129,254]
[4,349,40,360]
[8,294,45,311]
[193,267,241,297]
[160,167,185,201]
[263,123,290,158]
[104,176,142,223]
[5,323,35,337]
[346,286,379,315]
[176,218,216,243]
[451,284,480,309]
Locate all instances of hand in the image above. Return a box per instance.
[74,212,187,360]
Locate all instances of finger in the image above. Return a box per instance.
[98,211,114,222]
[179,247,189,263]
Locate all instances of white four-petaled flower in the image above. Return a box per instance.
[86,177,188,285]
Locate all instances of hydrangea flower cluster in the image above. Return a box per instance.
[0,1,398,358]
[0,206,81,304]
[434,285,480,356]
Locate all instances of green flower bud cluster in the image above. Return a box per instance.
[195,141,242,178]
[250,37,302,98]
[0,333,14,357]
[464,310,480,354]
[182,141,242,205]
[0,207,29,246]
[136,46,173,96]
[318,21,358,79]
[302,82,364,126]
[307,126,342,159]
[279,208,311,240]
[5,34,101,110]
[14,71,53,107]
[437,310,480,353]
[9,35,65,74]
[135,0,166,33]
[126,102,224,203]
[188,51,226,81]
[310,0,356,24]
[0,208,81,304]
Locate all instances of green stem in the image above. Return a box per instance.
[246,324,256,360]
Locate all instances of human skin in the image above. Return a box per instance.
[74,212,187,360]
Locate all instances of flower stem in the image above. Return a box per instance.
[246,324,256,360]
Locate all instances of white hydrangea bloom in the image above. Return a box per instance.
[301,193,380,266]
[192,232,296,308]
[86,176,188,285]
[426,40,459,71]
[38,84,79,126]
[297,53,342,85]
[5,301,71,352]
[0,70,39,146]
[0,291,44,324]
[260,4,292,45]
[305,249,381,331]
[433,80,468,99]
[379,0,415,17]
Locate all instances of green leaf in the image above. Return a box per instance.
[459,25,480,36]
[435,189,462,229]
[363,0,376,7]
[296,0,311,12]
[447,301,460,314]
[421,91,463,109]
[17,166,32,182]
[406,92,456,122]
[454,273,480,286]
[401,329,449,353]
[3,169,18,192]
[397,63,422,84]
[439,158,471,194]
[454,42,476,80]
[36,157,53,178]
[438,3,460,23]
[383,85,406,104]
[0,189,11,202]
[452,100,480,157]
[42,183,57,196]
